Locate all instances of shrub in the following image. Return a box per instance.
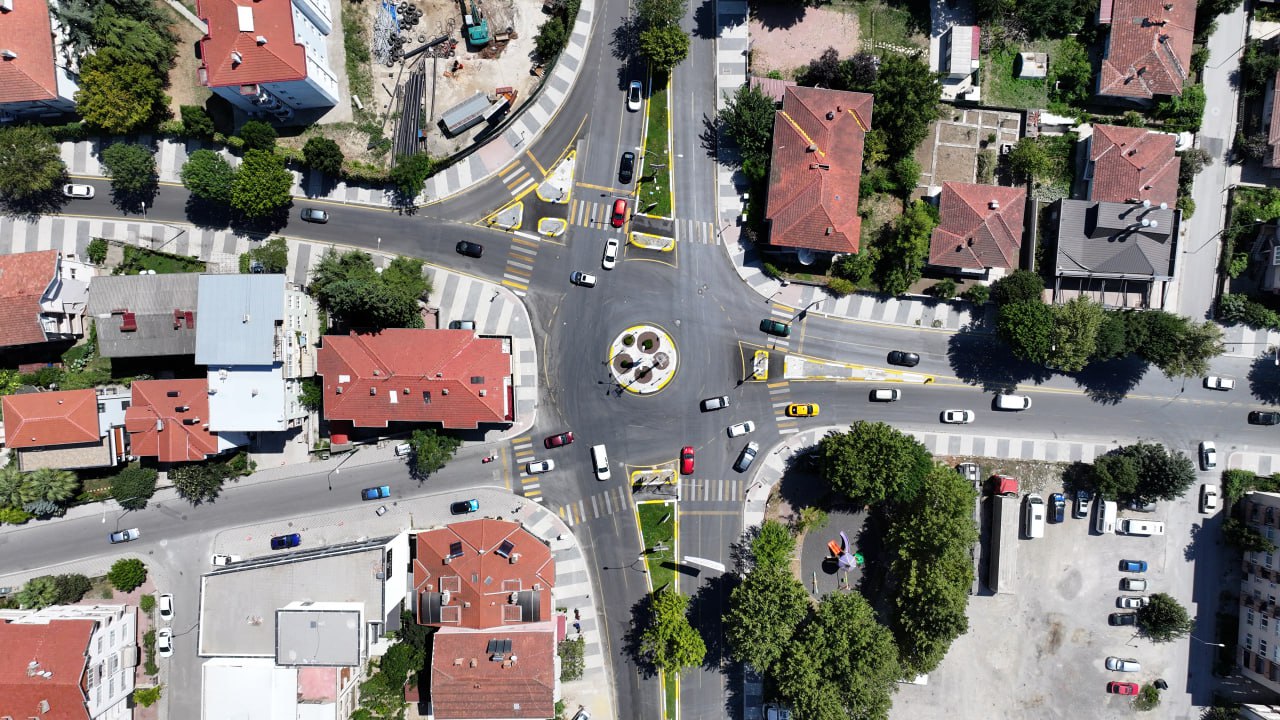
[238,120,277,152]
[133,686,163,707]
[762,262,784,280]
[107,558,148,592]
[1177,195,1195,218]
[826,277,856,296]
[180,105,215,138]
[1228,253,1250,279]
[962,284,990,304]
[0,507,32,524]
[87,238,108,265]
[139,594,156,613]
[929,278,957,299]
[559,636,585,680]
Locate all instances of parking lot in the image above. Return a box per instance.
[890,465,1222,720]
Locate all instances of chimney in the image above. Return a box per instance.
[825,227,833,236]
[1,49,16,60]
[231,51,243,66]
[806,143,818,152]
[256,35,267,45]
[989,199,999,210]
[826,111,835,120]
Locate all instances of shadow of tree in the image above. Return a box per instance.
[686,572,734,671]
[229,203,291,235]
[108,185,158,216]
[610,16,642,62]
[1,190,67,219]
[751,1,808,31]
[1061,461,1094,496]
[1247,351,1280,404]
[620,592,659,679]
[691,0,717,40]
[1072,355,1150,405]
[184,197,233,230]
[698,114,720,160]
[946,324,1052,394]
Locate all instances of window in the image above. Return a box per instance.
[1262,639,1269,657]
[1271,527,1278,541]
[1247,633,1254,650]
[1249,609,1256,626]
[1269,553,1275,568]
[1263,616,1270,632]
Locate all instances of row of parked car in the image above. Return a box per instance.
[1106,559,1152,695]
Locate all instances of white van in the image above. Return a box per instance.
[1024,494,1046,539]
[590,444,610,480]
[1096,500,1117,534]
[394,443,412,457]
[995,393,1032,411]
[1119,519,1165,536]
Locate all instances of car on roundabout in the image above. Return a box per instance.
[786,403,819,417]
[526,459,555,474]
[727,421,755,437]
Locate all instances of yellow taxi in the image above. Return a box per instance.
[786,403,820,417]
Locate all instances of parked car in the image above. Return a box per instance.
[1204,376,1235,391]
[63,183,95,199]
[1106,657,1141,672]
[627,80,642,111]
[1249,410,1280,426]
[361,485,391,501]
[1107,681,1139,695]
[680,446,695,475]
[602,238,620,269]
[157,628,174,658]
[108,528,140,544]
[870,388,901,402]
[544,431,575,448]
[158,594,173,620]
[701,396,730,411]
[618,151,635,184]
[1074,490,1091,519]
[1049,493,1066,523]
[456,240,484,258]
[271,533,301,550]
[1201,483,1220,514]
[448,320,476,330]
[994,393,1032,411]
[1200,440,1217,470]
[375,505,388,516]
[786,403,819,417]
[727,421,756,437]
[1120,559,1148,573]
[1024,494,1046,538]
[1118,596,1148,609]
[211,554,241,566]
[610,198,629,228]
[887,350,920,367]
[451,499,480,515]
[734,442,759,472]
[526,459,555,474]
[1120,578,1148,592]
[300,207,329,223]
[1125,500,1157,513]
[943,409,974,424]
[957,463,980,484]
[1108,612,1138,626]
[571,271,597,287]
[759,319,791,337]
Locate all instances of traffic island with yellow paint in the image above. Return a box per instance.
[608,324,678,394]
[537,218,567,237]
[635,496,679,720]
[483,201,523,231]
[536,151,575,204]
[783,353,935,383]
[630,231,676,252]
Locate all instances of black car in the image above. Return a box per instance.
[456,241,484,258]
[759,319,791,337]
[270,533,301,550]
[1073,489,1091,518]
[618,151,635,185]
[1125,499,1157,513]
[300,208,329,223]
[1249,410,1280,425]
[887,350,921,367]
[451,499,480,515]
[1108,612,1137,626]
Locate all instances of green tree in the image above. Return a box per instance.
[1241,40,1280,98]
[872,53,941,163]
[1154,84,1207,133]
[1008,136,1054,184]
[91,5,176,72]
[750,519,796,570]
[1136,593,1194,642]
[639,26,691,72]
[389,153,433,205]
[107,558,148,592]
[180,105,215,138]
[1049,36,1093,107]
[353,662,405,718]
[380,256,431,302]
[559,635,585,680]
[533,16,568,60]
[110,464,158,509]
[774,590,901,720]
[408,428,462,478]
[100,142,158,197]
[378,640,423,684]
[242,237,290,274]
[818,420,933,505]
[641,586,706,671]
[636,0,686,29]
[1120,442,1196,501]
[1157,320,1223,379]
[310,248,379,306]
[1049,296,1105,372]
[1092,453,1139,500]
[15,576,62,609]
[1222,468,1257,505]
[0,125,66,202]
[230,150,293,219]
[238,120,278,152]
[718,84,776,176]
[76,50,165,134]
[20,468,79,505]
[302,136,345,176]
[0,465,24,509]
[991,269,1045,306]
[169,463,226,505]
[180,149,235,204]
[962,283,990,305]
[326,281,421,328]
[891,156,922,197]
[133,686,163,707]
[1092,310,1130,361]
[877,199,936,296]
[1223,517,1278,552]
[87,238,109,265]
[997,300,1054,365]
[1134,684,1161,711]
[723,565,810,674]
[299,377,323,412]
[309,250,427,328]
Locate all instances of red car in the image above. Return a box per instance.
[1107,681,1139,695]
[680,446,695,475]
[544,431,575,449]
[610,198,629,228]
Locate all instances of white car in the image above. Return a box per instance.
[571,271,597,287]
[158,593,173,620]
[870,388,901,402]
[627,80,642,111]
[701,396,730,412]
[1201,483,1220,513]
[62,183,94,199]
[1118,596,1148,609]
[526,459,555,474]
[727,421,756,438]
[1204,376,1235,391]
[602,238,619,269]
[1105,656,1141,672]
[942,409,975,424]
[211,554,241,566]
[994,393,1032,411]
[1200,441,1217,470]
[156,627,174,658]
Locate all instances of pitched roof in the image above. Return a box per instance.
[125,379,221,462]
[2,389,100,449]
[0,250,58,348]
[413,519,555,630]
[429,629,556,720]
[196,0,307,88]
[86,274,200,358]
[928,182,1027,270]
[1088,124,1180,207]
[1055,199,1177,278]
[0,0,59,105]
[318,330,512,430]
[0,617,93,720]
[765,86,873,254]
[1097,0,1195,99]
[749,75,796,104]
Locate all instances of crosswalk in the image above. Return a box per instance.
[556,478,750,525]
[674,218,718,245]
[768,381,798,435]
[497,162,538,198]
[501,234,540,297]
[509,436,547,502]
[764,305,793,351]
[569,198,617,228]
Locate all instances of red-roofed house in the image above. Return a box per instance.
[413,519,554,630]
[1085,124,1180,207]
[318,329,513,430]
[927,182,1027,277]
[429,629,556,720]
[196,0,339,120]
[765,86,874,256]
[0,0,79,122]
[0,250,88,355]
[1097,0,1195,102]
[2,389,126,471]
[126,379,243,463]
[0,604,137,720]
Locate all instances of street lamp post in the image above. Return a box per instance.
[326,447,360,491]
[102,496,144,523]
[1190,635,1227,648]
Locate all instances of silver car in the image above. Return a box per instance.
[1105,656,1141,672]
[734,442,759,472]
[701,396,730,412]
[727,421,755,438]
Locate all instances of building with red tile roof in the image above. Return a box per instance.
[1086,124,1180,207]
[765,86,874,255]
[0,250,87,352]
[318,329,513,430]
[0,0,79,122]
[126,378,242,463]
[413,519,554,630]
[196,0,339,120]
[429,628,556,720]
[1097,0,1195,101]
[927,182,1027,275]
[2,389,124,471]
[0,604,137,720]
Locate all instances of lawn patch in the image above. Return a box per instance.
[114,245,207,275]
[982,45,1048,109]
[637,500,676,592]
[851,0,926,50]
[639,75,673,218]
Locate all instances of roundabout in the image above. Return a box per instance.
[608,323,678,394]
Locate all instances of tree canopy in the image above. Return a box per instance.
[641,586,706,671]
[723,565,810,674]
[718,84,776,183]
[309,249,430,329]
[871,53,942,163]
[750,519,796,571]
[100,142,157,199]
[1136,593,1194,642]
[639,25,691,72]
[14,574,92,609]
[107,558,148,592]
[877,200,937,296]
[1049,297,1105,372]
[818,421,933,505]
[230,150,293,219]
[238,121,278,152]
[180,105,215,138]
[1094,443,1195,502]
[181,149,236,204]
[991,270,1045,306]
[76,49,166,135]
[389,154,434,205]
[303,136,345,177]
[1091,453,1139,500]
[996,300,1053,365]
[110,464,157,509]
[408,428,462,478]
[0,126,67,203]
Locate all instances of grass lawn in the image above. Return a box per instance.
[982,45,1049,109]
[116,245,207,275]
[638,76,673,218]
[664,671,677,719]
[636,500,676,593]
[851,0,927,51]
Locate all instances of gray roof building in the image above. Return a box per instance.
[86,274,199,359]
[1053,199,1178,308]
[196,274,285,365]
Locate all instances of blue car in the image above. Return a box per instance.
[361,485,391,501]
[1120,559,1148,573]
[1049,493,1065,523]
[270,533,301,550]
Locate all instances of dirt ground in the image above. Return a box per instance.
[913,107,1023,192]
[749,6,860,78]
[162,1,212,118]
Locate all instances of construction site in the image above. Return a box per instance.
[361,0,547,161]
